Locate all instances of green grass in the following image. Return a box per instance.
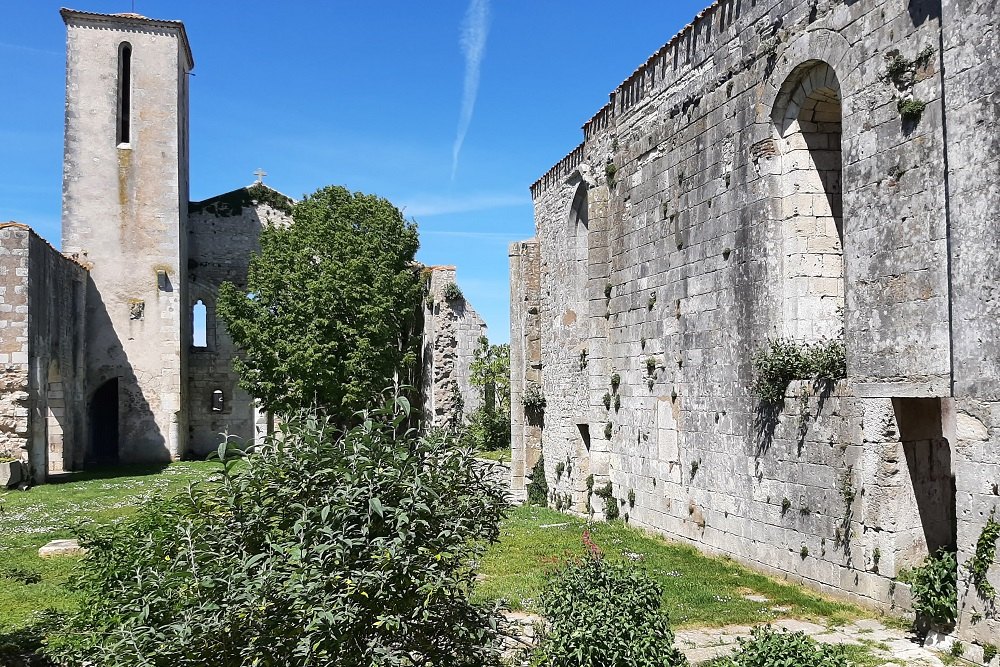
[476,504,866,629]
[475,447,512,463]
[0,462,220,630]
[3,464,869,637]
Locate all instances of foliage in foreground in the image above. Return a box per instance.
[531,552,688,666]
[218,185,423,422]
[752,338,846,404]
[902,548,958,629]
[45,396,509,667]
[715,626,850,667]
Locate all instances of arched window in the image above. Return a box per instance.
[773,61,845,342]
[211,389,225,412]
[117,42,132,145]
[193,300,207,347]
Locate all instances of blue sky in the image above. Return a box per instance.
[0,0,711,343]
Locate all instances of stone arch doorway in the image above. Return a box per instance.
[772,61,845,342]
[88,378,119,467]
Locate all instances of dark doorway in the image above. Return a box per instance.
[89,378,120,466]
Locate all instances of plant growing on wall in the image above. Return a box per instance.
[605,161,618,188]
[966,507,1000,602]
[218,185,422,423]
[522,381,546,413]
[604,422,613,440]
[603,392,612,410]
[594,483,619,520]
[751,338,846,404]
[610,373,621,393]
[442,280,464,302]
[527,456,548,507]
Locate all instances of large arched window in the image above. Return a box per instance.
[773,61,844,342]
[117,42,132,145]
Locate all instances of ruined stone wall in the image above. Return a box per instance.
[61,11,194,463]
[514,0,993,631]
[509,241,542,500]
[0,226,32,465]
[421,267,487,429]
[26,232,88,479]
[0,224,86,482]
[186,189,290,456]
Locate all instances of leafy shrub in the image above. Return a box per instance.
[752,338,846,404]
[532,557,687,667]
[984,643,997,664]
[461,405,510,452]
[905,548,958,629]
[527,455,549,507]
[45,395,509,667]
[716,626,849,667]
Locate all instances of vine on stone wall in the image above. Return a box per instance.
[751,338,846,404]
[966,507,1000,604]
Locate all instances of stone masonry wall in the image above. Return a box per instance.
[26,232,88,479]
[0,226,32,464]
[0,224,87,482]
[513,0,997,642]
[186,188,291,456]
[421,267,487,429]
[62,11,193,463]
[940,0,1000,652]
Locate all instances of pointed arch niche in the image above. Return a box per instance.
[772,61,845,342]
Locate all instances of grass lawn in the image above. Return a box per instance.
[3,462,869,638]
[477,504,866,629]
[0,462,220,630]
[475,447,512,463]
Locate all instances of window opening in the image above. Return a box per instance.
[193,300,207,348]
[117,42,132,145]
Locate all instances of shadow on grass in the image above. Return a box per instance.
[45,462,170,486]
[0,612,61,667]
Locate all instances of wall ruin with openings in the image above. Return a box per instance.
[512,0,999,648]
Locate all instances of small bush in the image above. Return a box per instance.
[44,395,509,667]
[610,373,621,392]
[716,626,849,667]
[533,557,687,667]
[442,280,464,301]
[905,548,958,629]
[461,405,510,452]
[983,643,997,664]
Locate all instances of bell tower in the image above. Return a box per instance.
[61,9,194,462]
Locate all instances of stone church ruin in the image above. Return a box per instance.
[0,10,485,483]
[511,0,998,647]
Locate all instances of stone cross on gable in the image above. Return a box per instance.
[253,168,267,184]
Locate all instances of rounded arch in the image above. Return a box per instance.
[770,60,845,343]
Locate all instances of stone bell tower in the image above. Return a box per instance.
[61,9,194,463]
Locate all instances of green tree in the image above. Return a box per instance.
[218,185,422,422]
[463,338,510,452]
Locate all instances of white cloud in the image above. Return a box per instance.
[400,192,527,218]
[451,0,490,181]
